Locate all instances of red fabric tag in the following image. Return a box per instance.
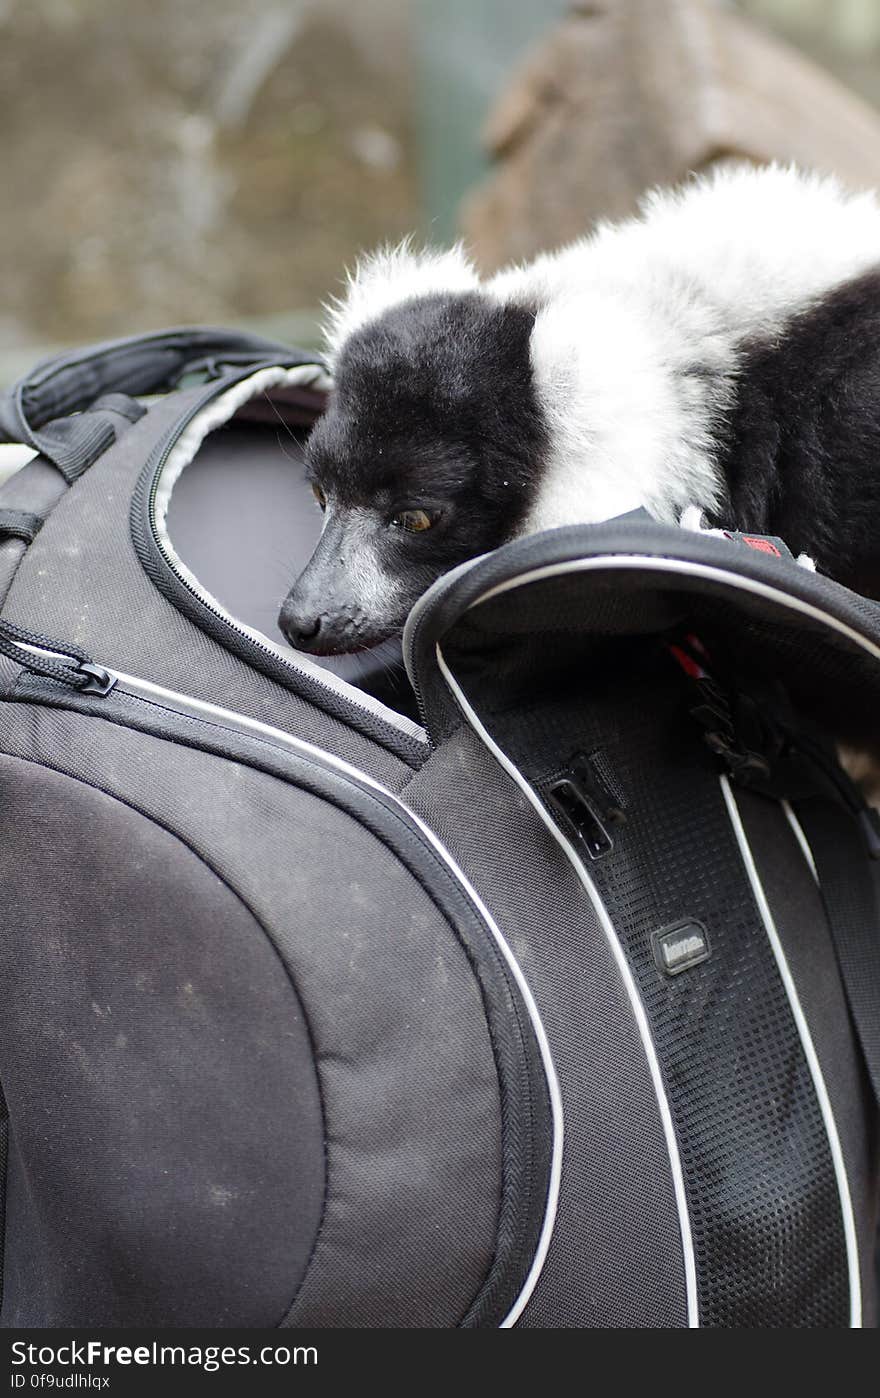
[740,536,781,556]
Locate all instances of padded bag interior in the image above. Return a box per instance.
[163,388,420,721]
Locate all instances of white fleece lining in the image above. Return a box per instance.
[151,364,427,744]
[154,364,330,538]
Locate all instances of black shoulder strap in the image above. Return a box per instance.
[791,795,880,1108]
[0,326,316,482]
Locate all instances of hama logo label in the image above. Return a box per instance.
[652,920,712,976]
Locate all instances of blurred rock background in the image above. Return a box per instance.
[2,0,880,379]
[461,0,880,269]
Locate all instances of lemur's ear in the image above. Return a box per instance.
[321,239,480,365]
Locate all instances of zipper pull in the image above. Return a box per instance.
[542,750,626,862]
[667,633,782,786]
[0,618,116,695]
[76,661,117,696]
[667,630,880,859]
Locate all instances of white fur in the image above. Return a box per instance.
[336,507,407,620]
[322,240,480,366]
[680,504,818,571]
[490,164,880,531]
[327,165,880,532]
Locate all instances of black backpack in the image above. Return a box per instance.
[0,327,877,1328]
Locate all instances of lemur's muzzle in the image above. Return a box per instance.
[279,514,395,656]
[279,518,350,653]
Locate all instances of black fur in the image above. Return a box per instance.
[283,267,880,655]
[715,268,880,597]
[280,293,548,652]
[307,292,546,567]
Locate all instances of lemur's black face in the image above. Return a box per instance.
[279,293,545,655]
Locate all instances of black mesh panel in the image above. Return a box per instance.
[480,654,851,1328]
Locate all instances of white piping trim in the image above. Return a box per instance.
[469,555,880,671]
[719,776,862,1328]
[782,800,819,884]
[148,363,426,745]
[104,666,561,1329]
[434,645,699,1328]
[435,548,876,1327]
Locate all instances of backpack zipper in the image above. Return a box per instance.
[0,621,116,694]
[133,367,428,756]
[3,626,562,1328]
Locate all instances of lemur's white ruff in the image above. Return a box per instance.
[323,165,880,533]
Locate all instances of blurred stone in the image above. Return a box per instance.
[0,0,415,347]
[349,126,401,173]
[462,0,880,271]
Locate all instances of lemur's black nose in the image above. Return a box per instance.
[279,602,322,650]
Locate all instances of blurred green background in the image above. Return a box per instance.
[3,0,880,382]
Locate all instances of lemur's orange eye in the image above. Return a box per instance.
[390,509,434,533]
[311,484,327,510]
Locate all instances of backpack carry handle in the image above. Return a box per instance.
[0,326,318,483]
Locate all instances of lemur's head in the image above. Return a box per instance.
[279,245,546,655]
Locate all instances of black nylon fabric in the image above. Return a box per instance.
[583,694,848,1327]
[0,327,307,478]
[0,511,42,544]
[6,669,553,1330]
[736,789,878,1323]
[406,519,880,747]
[0,753,326,1327]
[1,387,422,786]
[0,457,69,530]
[793,798,880,1109]
[0,700,507,1328]
[470,651,851,1326]
[0,459,70,607]
[0,1081,7,1317]
[411,529,880,1321]
[404,728,692,1329]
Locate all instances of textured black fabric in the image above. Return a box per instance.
[405,727,692,1328]
[0,458,70,608]
[737,789,879,1324]
[793,797,880,1107]
[445,644,857,1327]
[10,671,552,1329]
[2,389,420,789]
[0,1081,7,1317]
[0,511,42,544]
[0,457,69,519]
[406,517,880,746]
[0,701,509,1327]
[0,327,307,477]
[88,393,148,426]
[0,541,26,612]
[0,753,326,1327]
[583,701,849,1327]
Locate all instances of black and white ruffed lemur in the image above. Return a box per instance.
[279,164,880,655]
